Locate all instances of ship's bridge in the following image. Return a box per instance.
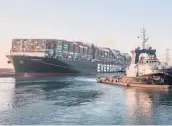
[139,58,160,65]
[131,48,157,64]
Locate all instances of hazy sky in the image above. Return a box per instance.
[1,0,172,68]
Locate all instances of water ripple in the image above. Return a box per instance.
[0,75,172,124]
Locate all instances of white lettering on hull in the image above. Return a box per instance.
[97,64,122,72]
[97,64,101,72]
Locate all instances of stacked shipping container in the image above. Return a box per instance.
[12,39,22,52]
[62,41,69,58]
[55,40,63,57]
[68,42,74,58]
[10,39,129,63]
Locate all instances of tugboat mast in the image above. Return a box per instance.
[141,28,149,49]
[165,48,170,66]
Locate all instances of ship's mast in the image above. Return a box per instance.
[141,28,149,49]
[165,48,170,66]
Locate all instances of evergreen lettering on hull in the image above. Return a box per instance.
[97,64,122,72]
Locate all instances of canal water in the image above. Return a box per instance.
[0,75,172,125]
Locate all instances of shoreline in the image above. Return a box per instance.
[0,72,15,77]
[0,68,15,77]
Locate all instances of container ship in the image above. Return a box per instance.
[6,39,131,77]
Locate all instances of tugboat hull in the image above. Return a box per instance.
[96,73,172,90]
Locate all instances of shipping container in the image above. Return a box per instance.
[62,40,69,54]
[55,39,63,57]
[98,48,102,57]
[83,46,88,55]
[18,39,47,52]
[94,48,98,56]
[56,46,62,51]
[69,43,74,52]
[12,39,23,52]
[87,46,92,55]
[55,51,62,58]
[45,41,51,49]
[45,48,54,57]
[55,40,63,52]
[56,39,63,44]
[44,39,54,50]
[75,41,83,45]
[79,46,84,54]
[68,42,75,58]
[74,44,80,53]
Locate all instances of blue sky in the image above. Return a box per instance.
[1,0,172,68]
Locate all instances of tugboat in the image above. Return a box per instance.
[163,49,172,76]
[96,28,172,89]
[126,28,165,77]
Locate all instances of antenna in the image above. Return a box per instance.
[141,28,149,49]
[166,48,170,66]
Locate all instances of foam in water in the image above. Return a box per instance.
[74,77,96,82]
